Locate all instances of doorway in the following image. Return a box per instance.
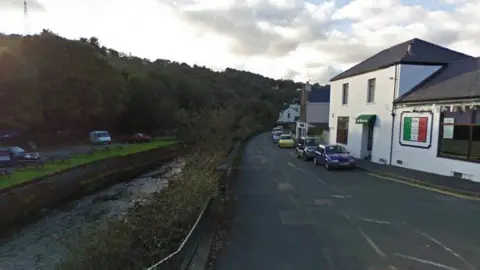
[367,124,374,151]
[361,124,374,160]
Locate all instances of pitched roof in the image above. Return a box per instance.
[396,57,480,103]
[330,38,473,82]
[308,85,330,103]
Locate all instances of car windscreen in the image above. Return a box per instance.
[304,139,317,146]
[10,147,25,154]
[280,135,292,140]
[274,131,283,135]
[325,145,348,154]
[97,132,110,138]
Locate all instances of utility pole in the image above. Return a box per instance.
[297,81,311,122]
[296,81,311,138]
[24,0,30,35]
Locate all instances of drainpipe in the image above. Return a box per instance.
[388,65,398,165]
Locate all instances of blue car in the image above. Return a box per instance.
[272,131,283,143]
[313,144,356,170]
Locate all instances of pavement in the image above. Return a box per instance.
[355,159,480,196]
[213,132,480,270]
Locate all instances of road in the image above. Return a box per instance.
[214,133,480,270]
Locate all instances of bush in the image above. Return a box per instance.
[307,127,323,136]
[57,148,226,270]
[56,105,268,269]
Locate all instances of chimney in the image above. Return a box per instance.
[406,41,414,56]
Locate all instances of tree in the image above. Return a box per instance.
[0,32,300,146]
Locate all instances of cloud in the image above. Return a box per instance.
[171,0,335,57]
[164,0,479,83]
[0,0,479,85]
[0,0,45,11]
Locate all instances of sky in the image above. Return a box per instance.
[0,0,479,84]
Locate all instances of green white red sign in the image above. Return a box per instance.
[400,112,432,148]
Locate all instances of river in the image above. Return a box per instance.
[0,158,185,270]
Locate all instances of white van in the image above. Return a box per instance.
[89,131,112,145]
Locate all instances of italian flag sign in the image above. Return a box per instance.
[403,117,428,142]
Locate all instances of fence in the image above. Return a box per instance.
[145,141,242,270]
[145,198,214,270]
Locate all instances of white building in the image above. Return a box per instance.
[329,38,480,181]
[277,104,300,123]
[393,57,480,182]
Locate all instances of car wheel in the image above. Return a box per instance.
[324,162,330,170]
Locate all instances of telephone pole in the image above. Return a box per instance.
[24,0,30,35]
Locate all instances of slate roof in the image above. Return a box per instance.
[330,38,473,82]
[308,85,330,103]
[396,57,480,103]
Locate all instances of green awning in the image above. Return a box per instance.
[356,114,376,125]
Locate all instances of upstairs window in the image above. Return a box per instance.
[367,78,376,103]
[342,83,349,105]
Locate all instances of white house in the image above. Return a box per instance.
[328,38,480,181]
[296,85,330,139]
[392,57,480,182]
[278,104,300,123]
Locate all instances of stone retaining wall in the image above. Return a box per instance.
[0,145,181,229]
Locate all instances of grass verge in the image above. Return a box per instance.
[0,139,177,189]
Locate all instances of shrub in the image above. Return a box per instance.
[57,148,226,270]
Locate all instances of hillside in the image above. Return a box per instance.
[0,30,300,146]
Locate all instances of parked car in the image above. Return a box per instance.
[0,146,41,167]
[313,144,356,170]
[272,131,283,143]
[0,148,12,167]
[89,130,112,145]
[295,136,318,161]
[272,126,283,134]
[278,134,295,148]
[125,133,152,143]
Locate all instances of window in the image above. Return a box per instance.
[342,83,349,105]
[325,145,348,154]
[336,116,349,144]
[305,138,317,146]
[438,109,480,162]
[367,78,375,103]
[287,112,291,119]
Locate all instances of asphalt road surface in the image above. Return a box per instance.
[214,133,480,270]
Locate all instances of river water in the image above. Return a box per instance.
[0,158,185,270]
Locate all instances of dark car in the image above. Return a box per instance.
[0,148,12,167]
[296,137,318,161]
[0,146,41,167]
[313,144,355,170]
[272,131,283,143]
[125,133,152,143]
